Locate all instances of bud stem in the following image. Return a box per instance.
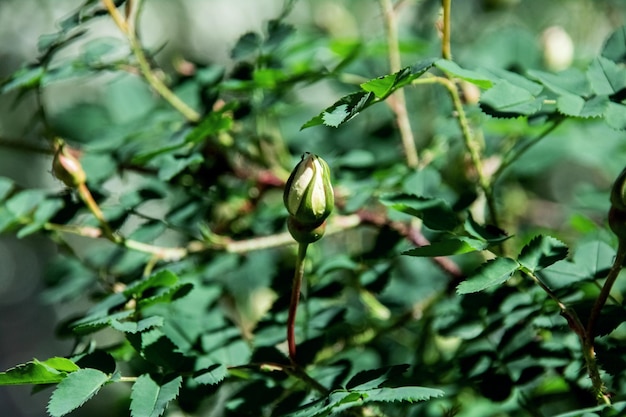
[287,242,309,364]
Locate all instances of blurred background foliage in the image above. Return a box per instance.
[1,0,626,416]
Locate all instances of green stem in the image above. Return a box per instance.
[493,118,564,183]
[415,76,497,226]
[100,0,200,122]
[441,0,452,60]
[379,0,419,169]
[287,243,309,364]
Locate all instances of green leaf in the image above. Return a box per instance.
[588,56,626,95]
[379,193,460,231]
[47,368,109,417]
[403,237,488,257]
[457,257,519,294]
[0,358,78,386]
[130,374,182,417]
[518,235,569,273]
[606,102,626,130]
[360,58,436,98]
[5,189,46,217]
[302,58,436,129]
[193,364,228,385]
[480,80,544,117]
[528,68,591,97]
[231,32,262,59]
[302,91,375,129]
[0,65,44,93]
[557,94,608,118]
[110,316,164,333]
[601,25,626,63]
[0,177,14,201]
[124,270,179,299]
[434,59,494,89]
[360,386,444,404]
[17,198,64,238]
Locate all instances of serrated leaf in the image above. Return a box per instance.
[130,374,182,417]
[379,193,459,231]
[602,25,626,63]
[463,215,509,243]
[528,68,591,96]
[48,368,109,417]
[193,364,228,385]
[480,80,544,117]
[402,237,488,257]
[457,257,519,294]
[588,56,626,96]
[124,270,179,299]
[110,316,164,333]
[556,94,608,118]
[518,235,569,273]
[606,102,626,130]
[434,59,493,89]
[360,386,444,404]
[302,58,435,130]
[360,58,436,98]
[231,32,262,59]
[0,358,76,386]
[41,358,80,373]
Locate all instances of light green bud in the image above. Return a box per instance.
[283,153,334,227]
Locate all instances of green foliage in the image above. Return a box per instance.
[1,1,626,417]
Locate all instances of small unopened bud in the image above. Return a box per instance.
[284,153,334,244]
[541,26,574,72]
[284,153,334,226]
[53,146,86,187]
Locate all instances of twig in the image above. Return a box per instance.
[441,0,452,60]
[379,0,419,169]
[100,0,200,122]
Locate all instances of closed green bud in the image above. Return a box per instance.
[284,152,334,227]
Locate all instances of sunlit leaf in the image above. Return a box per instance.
[457,258,519,294]
[403,237,488,257]
[434,59,494,89]
[48,369,109,417]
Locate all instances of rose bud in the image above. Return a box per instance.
[53,145,86,187]
[284,152,334,227]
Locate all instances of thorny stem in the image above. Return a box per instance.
[379,0,419,169]
[414,76,499,227]
[579,239,626,404]
[100,0,200,122]
[587,240,626,338]
[525,258,618,405]
[287,243,308,364]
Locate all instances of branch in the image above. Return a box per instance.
[100,0,200,122]
[379,0,419,169]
